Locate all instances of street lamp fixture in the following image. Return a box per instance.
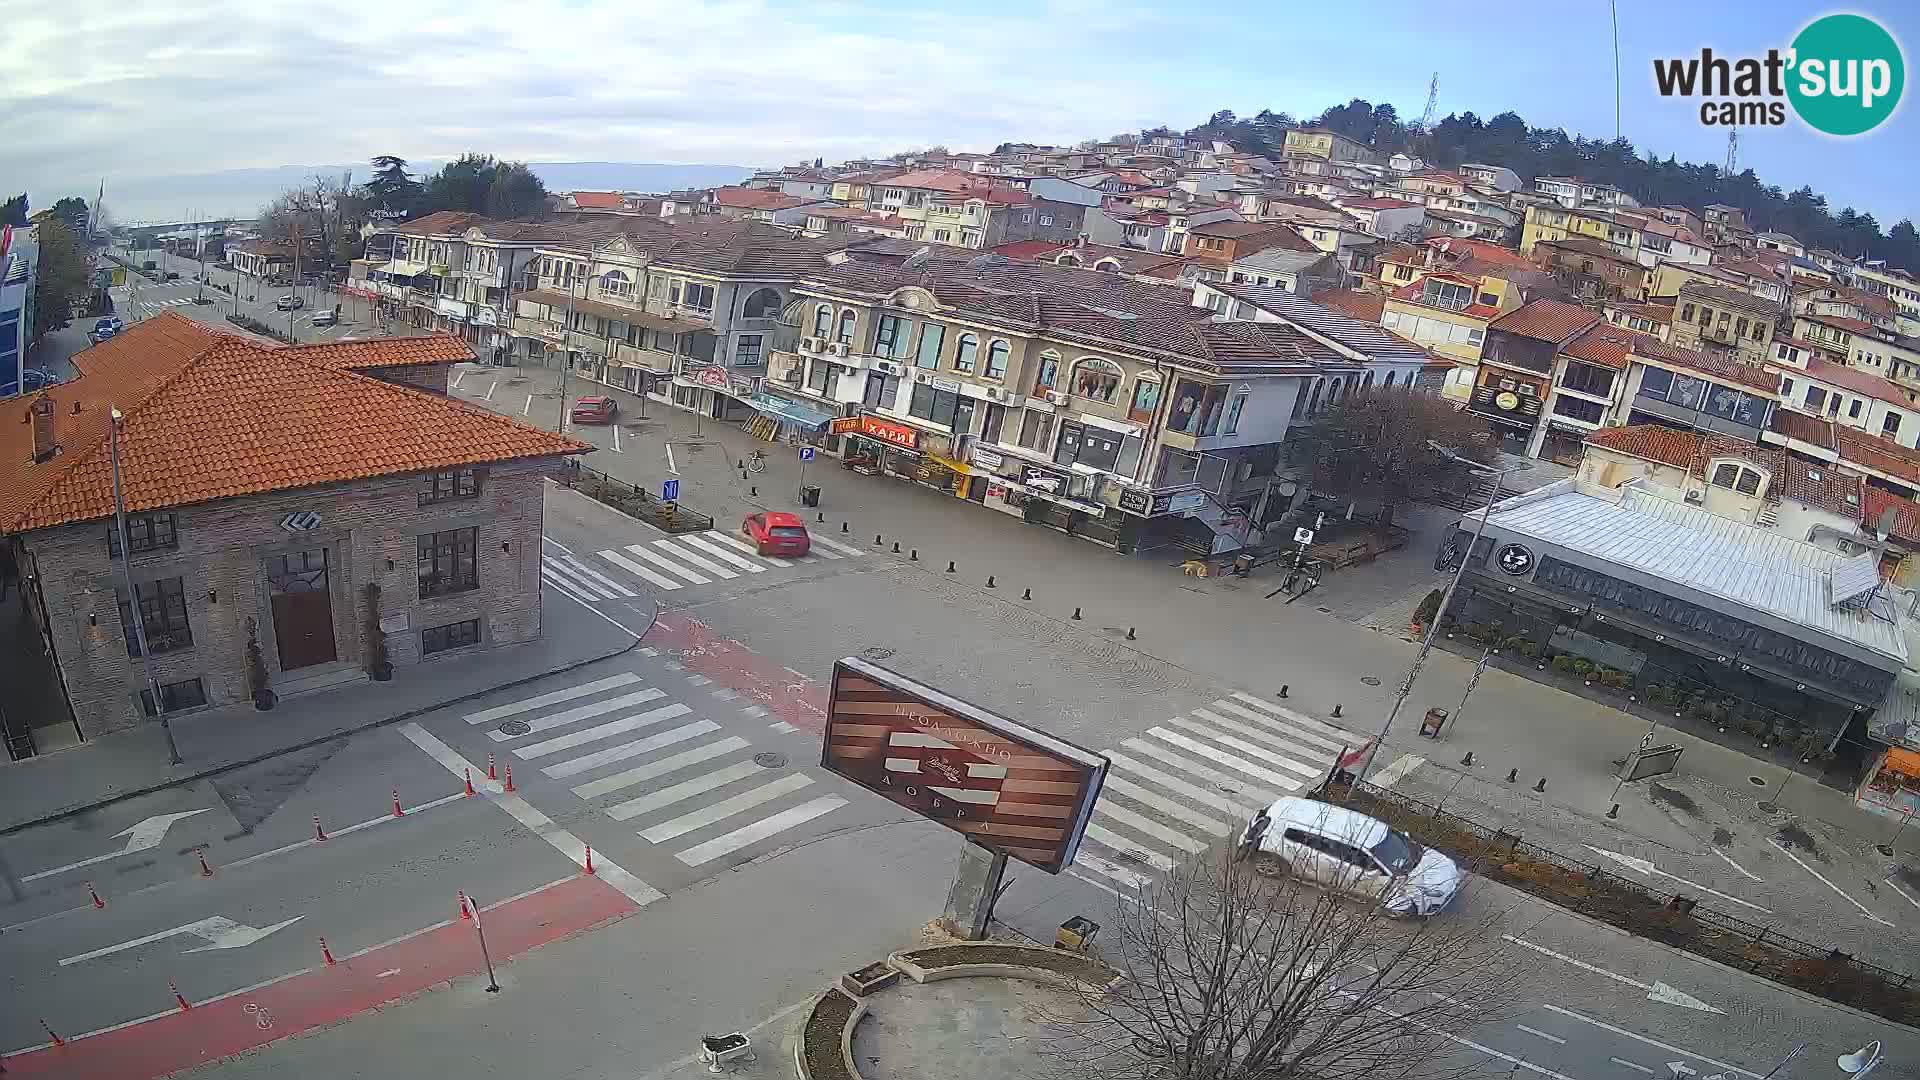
[1353,440,1508,784]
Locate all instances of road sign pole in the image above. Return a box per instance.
[468,889,501,993]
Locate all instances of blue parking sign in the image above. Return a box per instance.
[799,447,816,462]
[662,478,680,502]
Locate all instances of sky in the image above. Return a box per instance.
[0,0,1913,227]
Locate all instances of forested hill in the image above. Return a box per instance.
[1175,100,1918,275]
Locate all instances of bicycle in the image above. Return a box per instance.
[745,449,768,475]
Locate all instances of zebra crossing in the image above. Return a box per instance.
[138,297,197,313]
[462,671,847,867]
[540,529,868,602]
[1073,692,1417,891]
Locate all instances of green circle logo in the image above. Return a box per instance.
[1788,14,1905,136]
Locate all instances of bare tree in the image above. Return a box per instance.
[1310,387,1497,526]
[1041,847,1523,1080]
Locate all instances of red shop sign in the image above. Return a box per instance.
[859,415,919,450]
[695,366,731,389]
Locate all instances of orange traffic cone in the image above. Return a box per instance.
[458,891,473,921]
[503,764,516,793]
[486,753,497,781]
[86,881,106,909]
[583,845,597,876]
[464,768,476,797]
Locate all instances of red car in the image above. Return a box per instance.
[570,396,617,424]
[743,511,811,557]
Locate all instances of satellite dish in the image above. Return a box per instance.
[900,245,933,270]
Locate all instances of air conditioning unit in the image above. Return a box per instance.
[873,359,903,377]
[832,342,850,357]
[984,387,1005,402]
[801,336,821,352]
[1684,489,1703,504]
[1047,391,1068,406]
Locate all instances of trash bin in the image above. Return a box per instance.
[799,484,821,508]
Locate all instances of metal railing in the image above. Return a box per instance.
[555,460,715,535]
[1328,778,1920,1024]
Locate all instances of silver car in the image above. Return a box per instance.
[1237,796,1461,916]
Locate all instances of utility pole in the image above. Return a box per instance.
[288,219,301,342]
[109,408,184,767]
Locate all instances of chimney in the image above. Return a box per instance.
[29,395,56,464]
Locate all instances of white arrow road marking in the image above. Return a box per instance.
[1884,876,1920,912]
[23,809,215,882]
[1611,1059,1655,1075]
[59,915,303,966]
[1502,936,1724,1013]
[1541,1005,1760,1079]
[1711,849,1763,882]
[1668,1063,1696,1078]
[1585,845,1771,913]
[1766,839,1895,927]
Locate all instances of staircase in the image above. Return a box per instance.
[1757,503,1781,529]
[273,662,368,700]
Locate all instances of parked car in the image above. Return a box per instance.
[1236,796,1460,917]
[742,511,812,558]
[164,271,181,281]
[310,308,338,327]
[89,316,124,343]
[569,396,617,424]
[275,295,303,311]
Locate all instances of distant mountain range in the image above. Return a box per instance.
[106,161,756,224]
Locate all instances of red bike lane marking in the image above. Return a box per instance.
[4,875,636,1079]
[647,616,828,733]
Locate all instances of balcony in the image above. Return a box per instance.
[612,340,675,373]
[510,316,569,347]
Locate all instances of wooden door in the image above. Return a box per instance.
[268,548,337,670]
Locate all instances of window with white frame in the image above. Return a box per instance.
[953,334,978,374]
[985,340,1009,380]
[813,304,833,337]
[1070,357,1123,402]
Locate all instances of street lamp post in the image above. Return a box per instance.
[1354,442,1508,785]
[108,407,184,767]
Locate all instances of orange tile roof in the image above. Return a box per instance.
[276,336,474,370]
[1835,428,1920,488]
[0,313,588,534]
[1561,323,1657,370]
[1862,484,1920,544]
[1311,288,1385,322]
[1801,357,1909,402]
[570,191,624,209]
[1583,424,1705,469]
[1488,299,1600,343]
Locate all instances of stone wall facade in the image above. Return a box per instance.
[21,459,553,740]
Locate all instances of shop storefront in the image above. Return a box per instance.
[1859,746,1920,822]
[671,365,759,422]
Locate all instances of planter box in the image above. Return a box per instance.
[839,961,900,998]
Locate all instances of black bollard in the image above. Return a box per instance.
[1332,703,1343,718]
[1460,751,1475,767]
[818,512,825,522]
[842,521,849,533]
[1126,627,1136,640]
[749,486,757,497]
[910,549,918,560]
[1021,588,1032,600]
[1505,768,1518,784]
[1532,777,1547,793]
[892,541,900,553]
[875,534,883,544]
[1606,804,1620,820]
[1279,685,1289,698]
[983,573,992,585]
[1071,607,1082,620]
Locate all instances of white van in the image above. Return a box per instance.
[1236,796,1462,916]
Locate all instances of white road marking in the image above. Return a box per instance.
[541,534,576,556]
[483,688,666,740]
[1515,1025,1566,1045]
[1884,876,1920,912]
[1160,718,1323,780]
[1539,1005,1761,1078]
[613,761,767,823]
[686,674,711,686]
[639,647,657,656]
[398,724,662,905]
[375,968,402,979]
[539,720,721,779]
[1372,753,1426,790]
[513,703,695,759]
[783,667,808,680]
[571,737,751,800]
[560,556,636,597]
[1227,692,1367,745]
[806,533,867,558]
[664,443,677,474]
[1121,737,1286,801]
[1766,839,1895,926]
[702,529,792,567]
[523,394,533,416]
[1206,699,1355,755]
[1100,774,1231,835]
[769,721,798,733]
[674,796,846,866]
[1092,803,1205,854]
[614,544,710,585]
[611,425,623,453]
[463,673,641,725]
[1712,849,1763,882]
[741,706,767,718]
[483,381,497,401]
[23,809,215,882]
[678,533,767,573]
[1106,751,1263,819]
[1585,846,1771,913]
[221,792,468,872]
[640,773,815,841]
[1072,853,1154,892]
[651,537,738,579]
[1082,823,1175,872]
[1502,936,1722,1013]
[541,557,617,599]
[1189,708,1336,765]
[599,547,690,590]
[1609,1058,1656,1075]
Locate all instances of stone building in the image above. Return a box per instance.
[1,313,586,750]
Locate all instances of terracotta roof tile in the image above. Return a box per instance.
[277,335,473,370]
[0,314,587,533]
[569,191,625,209]
[1583,424,1704,469]
[712,187,813,211]
[1835,428,1920,488]
[1767,408,1836,448]
[1800,357,1909,402]
[1488,299,1601,343]
[1862,485,1920,543]
[1630,338,1777,392]
[1781,460,1864,521]
[1562,324,1656,370]
[1310,288,1385,323]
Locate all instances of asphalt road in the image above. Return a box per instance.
[106,246,362,344]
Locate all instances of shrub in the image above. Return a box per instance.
[1570,657,1595,676]
[1412,589,1444,627]
[1551,654,1578,674]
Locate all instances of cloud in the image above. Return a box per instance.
[0,0,1192,204]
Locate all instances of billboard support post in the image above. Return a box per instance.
[942,840,1009,941]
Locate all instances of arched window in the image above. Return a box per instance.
[1071,357,1124,402]
[1708,458,1769,497]
[1094,259,1122,272]
[954,334,979,374]
[1033,349,1061,391]
[812,304,833,337]
[599,270,633,298]
[986,340,1010,380]
[837,309,857,345]
[1056,253,1083,267]
[742,288,782,320]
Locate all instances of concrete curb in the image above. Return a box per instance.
[794,987,860,1080]
[0,599,656,839]
[886,944,1123,993]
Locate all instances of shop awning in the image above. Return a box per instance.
[746,394,835,432]
[378,260,430,278]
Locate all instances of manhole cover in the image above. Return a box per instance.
[1361,676,1382,686]
[1748,775,1768,787]
[860,646,896,660]
[753,752,788,769]
[497,719,532,736]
